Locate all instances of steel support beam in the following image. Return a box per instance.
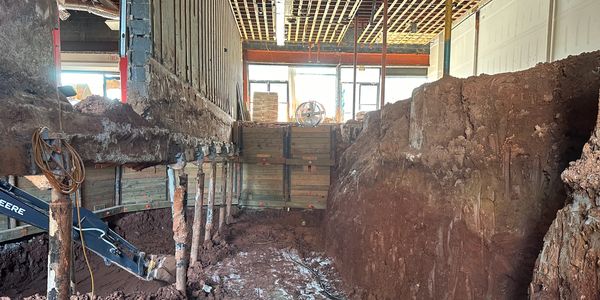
[245,49,429,66]
[381,0,388,109]
[443,0,453,76]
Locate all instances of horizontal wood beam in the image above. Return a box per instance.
[244,49,429,66]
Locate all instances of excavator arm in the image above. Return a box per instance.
[0,179,174,283]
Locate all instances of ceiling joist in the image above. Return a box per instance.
[229,0,480,45]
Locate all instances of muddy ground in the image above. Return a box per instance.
[0,208,351,299]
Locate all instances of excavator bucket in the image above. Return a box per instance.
[147,255,177,283]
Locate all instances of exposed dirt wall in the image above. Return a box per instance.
[128,59,233,142]
[530,89,600,299]
[0,0,57,99]
[326,52,600,299]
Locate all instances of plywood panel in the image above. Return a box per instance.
[553,0,600,60]
[121,166,167,204]
[241,164,285,206]
[478,0,550,75]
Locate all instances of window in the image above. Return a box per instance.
[61,72,121,104]
[341,67,381,121]
[385,76,428,103]
[248,64,290,122]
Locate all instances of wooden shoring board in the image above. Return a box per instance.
[239,125,332,209]
[121,166,167,205]
[82,167,116,211]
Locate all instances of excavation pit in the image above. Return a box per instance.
[0,208,351,299]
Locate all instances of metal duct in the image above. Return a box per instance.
[60,0,119,20]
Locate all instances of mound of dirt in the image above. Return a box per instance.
[326,51,600,299]
[74,95,150,127]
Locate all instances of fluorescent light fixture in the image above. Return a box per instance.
[105,19,120,31]
[275,0,286,46]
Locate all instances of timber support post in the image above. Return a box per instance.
[190,160,205,265]
[204,156,217,244]
[218,160,228,233]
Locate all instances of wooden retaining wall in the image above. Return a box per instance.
[240,125,334,209]
[0,162,237,242]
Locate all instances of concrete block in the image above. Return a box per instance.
[130,19,151,35]
[131,66,147,82]
[131,2,150,19]
[131,50,148,65]
[131,36,152,52]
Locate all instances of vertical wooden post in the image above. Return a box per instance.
[7,175,17,228]
[171,169,189,292]
[204,158,217,243]
[236,161,242,202]
[218,160,228,232]
[47,141,71,300]
[190,162,205,265]
[114,165,123,206]
[226,160,234,224]
[47,187,72,300]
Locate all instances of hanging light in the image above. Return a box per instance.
[275,0,286,46]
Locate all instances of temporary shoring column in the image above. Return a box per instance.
[127,0,152,100]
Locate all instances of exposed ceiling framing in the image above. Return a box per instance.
[229,0,481,45]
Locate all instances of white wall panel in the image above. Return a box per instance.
[553,0,600,60]
[477,0,550,74]
[450,15,477,78]
[428,32,444,81]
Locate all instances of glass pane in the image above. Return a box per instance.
[294,66,337,75]
[61,72,105,102]
[248,65,289,81]
[341,83,355,121]
[359,84,379,113]
[385,76,428,103]
[105,75,121,101]
[270,83,289,122]
[341,67,380,83]
[294,74,337,119]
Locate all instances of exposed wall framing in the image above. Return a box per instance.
[151,0,243,116]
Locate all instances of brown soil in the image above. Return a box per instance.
[0,208,350,299]
[74,95,151,127]
[326,51,600,299]
[529,89,600,299]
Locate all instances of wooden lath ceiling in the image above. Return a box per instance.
[230,0,362,44]
[229,0,481,45]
